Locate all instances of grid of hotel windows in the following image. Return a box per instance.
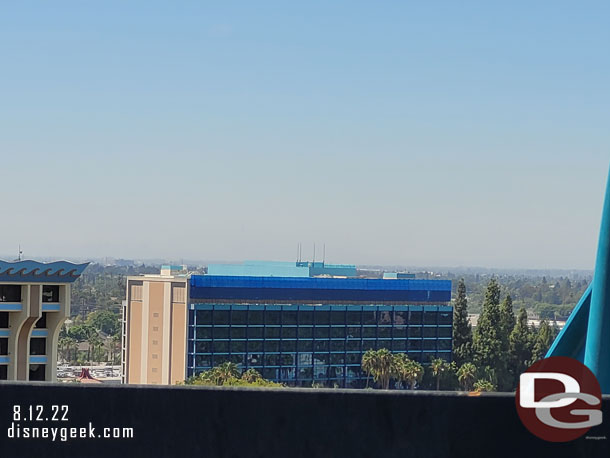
[187,304,452,387]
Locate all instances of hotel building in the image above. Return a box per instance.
[123,262,453,387]
[0,260,88,382]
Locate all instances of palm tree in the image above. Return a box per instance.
[430,357,449,391]
[457,363,477,391]
[216,362,240,384]
[404,359,424,390]
[88,333,102,363]
[373,348,396,390]
[241,368,262,383]
[361,349,376,388]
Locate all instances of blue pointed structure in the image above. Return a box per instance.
[547,165,610,392]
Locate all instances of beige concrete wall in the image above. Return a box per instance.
[125,276,188,385]
[127,300,143,384]
[170,302,187,384]
[146,282,164,384]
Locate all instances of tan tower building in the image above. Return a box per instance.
[123,266,189,385]
[0,260,88,382]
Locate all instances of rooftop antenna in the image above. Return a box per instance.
[17,245,23,261]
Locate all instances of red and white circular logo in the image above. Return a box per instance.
[516,356,602,442]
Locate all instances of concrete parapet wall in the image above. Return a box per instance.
[0,383,607,457]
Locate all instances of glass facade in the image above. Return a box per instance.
[187,303,452,388]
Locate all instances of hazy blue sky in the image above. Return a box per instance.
[1,1,608,269]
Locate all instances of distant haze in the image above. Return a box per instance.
[1,2,608,270]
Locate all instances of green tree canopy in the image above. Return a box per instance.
[452,278,472,366]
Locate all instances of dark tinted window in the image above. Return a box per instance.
[0,285,21,302]
[0,312,8,328]
[30,338,46,355]
[42,286,59,303]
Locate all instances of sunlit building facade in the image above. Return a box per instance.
[0,260,88,382]
[124,264,452,387]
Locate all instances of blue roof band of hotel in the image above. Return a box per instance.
[0,260,89,283]
[190,275,451,303]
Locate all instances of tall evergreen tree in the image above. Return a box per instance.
[530,320,553,364]
[497,294,516,390]
[508,307,532,388]
[452,278,472,366]
[499,294,515,350]
[473,278,502,373]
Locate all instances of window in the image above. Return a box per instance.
[0,338,7,355]
[314,340,329,352]
[265,311,280,325]
[409,311,423,325]
[424,311,437,325]
[314,327,329,339]
[42,286,59,303]
[282,310,297,325]
[213,310,230,325]
[298,327,313,338]
[230,328,246,339]
[130,284,143,301]
[213,341,229,352]
[347,311,361,325]
[330,353,345,364]
[423,327,437,338]
[408,340,422,351]
[265,327,281,338]
[0,285,21,302]
[248,327,263,339]
[409,327,422,338]
[298,310,313,325]
[346,340,360,352]
[330,327,345,338]
[0,365,6,380]
[196,327,212,339]
[213,328,229,339]
[0,312,9,328]
[248,310,264,325]
[330,340,345,352]
[378,311,392,325]
[378,327,392,338]
[265,341,279,352]
[362,327,376,338]
[330,311,345,325]
[394,311,409,326]
[195,355,212,368]
[362,310,376,325]
[345,353,361,364]
[346,327,361,338]
[230,341,246,353]
[423,340,437,350]
[195,341,211,353]
[264,354,278,366]
[297,340,313,352]
[438,339,452,350]
[283,327,297,338]
[196,310,212,325]
[438,327,452,337]
[231,310,247,325]
[314,310,329,325]
[438,312,452,325]
[281,340,297,352]
[30,338,46,355]
[36,313,47,329]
